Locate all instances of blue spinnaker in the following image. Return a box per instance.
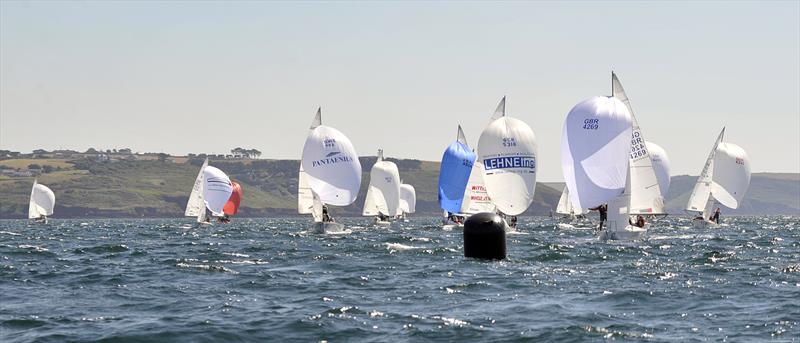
[438,141,475,213]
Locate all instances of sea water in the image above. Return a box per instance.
[1,216,798,342]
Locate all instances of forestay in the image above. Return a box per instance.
[301,108,362,207]
[28,180,55,219]
[478,97,538,216]
[561,96,632,210]
[646,141,671,198]
[203,166,233,216]
[710,142,750,209]
[185,158,208,217]
[438,125,475,214]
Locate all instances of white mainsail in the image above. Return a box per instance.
[460,161,495,214]
[686,128,726,214]
[646,141,671,198]
[185,158,208,218]
[298,163,326,222]
[399,183,416,214]
[477,97,538,216]
[561,95,632,210]
[613,73,665,215]
[300,108,362,209]
[28,179,55,219]
[362,150,401,217]
[202,166,233,216]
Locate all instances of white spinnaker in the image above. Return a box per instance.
[301,110,362,207]
[362,154,401,216]
[646,141,671,198]
[28,180,55,218]
[556,185,584,215]
[710,142,750,209]
[399,183,416,214]
[185,158,208,217]
[561,96,633,210]
[478,98,538,216]
[460,161,496,214]
[686,128,725,212]
[202,166,233,216]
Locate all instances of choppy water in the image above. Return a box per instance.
[1,216,798,342]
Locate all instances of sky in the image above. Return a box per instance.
[1,1,798,181]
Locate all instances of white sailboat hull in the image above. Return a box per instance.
[311,221,347,234]
[599,224,648,241]
[692,218,719,229]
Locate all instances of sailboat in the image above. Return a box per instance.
[477,96,538,232]
[562,73,659,240]
[555,185,587,222]
[438,125,476,229]
[685,128,750,228]
[185,158,234,224]
[397,183,416,221]
[28,179,55,224]
[362,149,401,226]
[299,107,362,233]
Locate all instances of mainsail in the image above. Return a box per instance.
[362,150,401,216]
[300,107,362,207]
[555,185,584,215]
[613,73,665,215]
[438,125,476,214]
[185,158,208,217]
[28,179,55,219]
[459,160,495,214]
[686,128,726,213]
[477,97,538,216]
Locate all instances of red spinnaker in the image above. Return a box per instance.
[223,181,243,215]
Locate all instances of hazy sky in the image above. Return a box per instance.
[1,1,798,181]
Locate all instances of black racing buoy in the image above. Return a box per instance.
[464,212,506,260]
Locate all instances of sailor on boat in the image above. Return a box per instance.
[710,208,721,224]
[590,204,608,231]
[322,205,335,223]
[629,215,645,228]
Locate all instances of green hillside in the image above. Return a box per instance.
[0,157,797,218]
